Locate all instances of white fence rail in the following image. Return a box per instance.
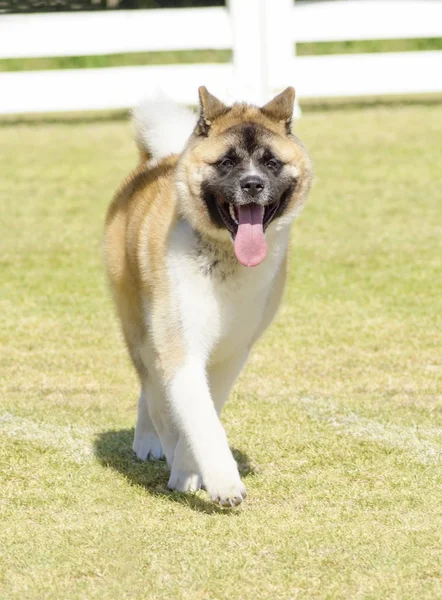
[0,8,232,58]
[292,0,442,42]
[0,0,441,115]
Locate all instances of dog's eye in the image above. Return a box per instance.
[219,157,235,169]
[266,158,280,170]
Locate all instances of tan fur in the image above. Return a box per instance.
[177,101,312,244]
[103,89,313,504]
[104,155,185,380]
[105,95,312,381]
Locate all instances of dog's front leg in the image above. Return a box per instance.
[166,358,246,507]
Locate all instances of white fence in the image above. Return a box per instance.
[0,0,442,114]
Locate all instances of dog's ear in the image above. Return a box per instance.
[196,86,228,136]
[261,87,295,133]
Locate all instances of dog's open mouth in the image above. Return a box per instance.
[216,199,279,268]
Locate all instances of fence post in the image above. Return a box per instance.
[227,0,267,104]
[228,0,300,115]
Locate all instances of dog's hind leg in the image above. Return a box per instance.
[168,435,202,493]
[132,386,164,461]
[138,373,179,468]
[209,350,249,415]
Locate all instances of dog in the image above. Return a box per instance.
[104,86,313,506]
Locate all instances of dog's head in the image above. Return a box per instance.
[177,87,313,267]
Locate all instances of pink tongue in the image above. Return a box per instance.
[234,204,267,267]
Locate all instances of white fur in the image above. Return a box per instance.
[131,98,294,506]
[132,97,197,159]
[132,391,164,461]
[135,219,289,505]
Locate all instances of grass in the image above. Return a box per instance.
[296,37,442,56]
[0,102,441,599]
[1,38,441,71]
[0,49,232,72]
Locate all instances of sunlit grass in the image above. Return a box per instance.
[0,103,441,599]
[1,38,441,71]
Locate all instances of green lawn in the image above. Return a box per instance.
[1,38,441,72]
[1,103,441,599]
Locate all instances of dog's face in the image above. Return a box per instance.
[177,87,313,267]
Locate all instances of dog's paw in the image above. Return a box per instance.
[205,469,247,507]
[132,432,164,461]
[168,469,202,493]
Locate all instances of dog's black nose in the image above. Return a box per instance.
[240,175,265,197]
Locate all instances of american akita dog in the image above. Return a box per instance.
[104,87,313,506]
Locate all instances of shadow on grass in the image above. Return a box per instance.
[94,428,256,515]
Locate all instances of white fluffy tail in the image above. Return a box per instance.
[132,97,198,161]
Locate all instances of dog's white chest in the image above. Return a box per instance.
[167,222,285,363]
[209,273,269,363]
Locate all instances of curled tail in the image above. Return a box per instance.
[131,97,198,163]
